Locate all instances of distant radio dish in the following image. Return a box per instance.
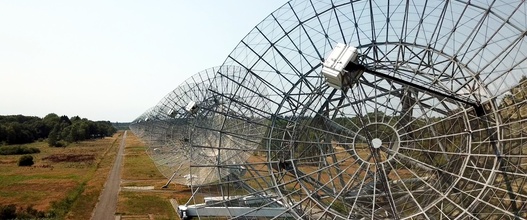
[131,67,216,186]
[131,65,270,186]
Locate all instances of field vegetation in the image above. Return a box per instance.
[0,145,40,155]
[116,132,183,219]
[0,131,123,219]
[0,124,191,219]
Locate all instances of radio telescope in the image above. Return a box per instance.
[177,65,302,219]
[131,67,219,186]
[129,106,155,141]
[181,0,527,219]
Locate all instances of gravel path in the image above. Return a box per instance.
[91,131,127,220]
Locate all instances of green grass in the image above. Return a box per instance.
[122,141,164,180]
[116,132,185,219]
[118,191,177,218]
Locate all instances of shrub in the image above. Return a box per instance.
[52,140,68,148]
[18,155,34,166]
[0,146,40,155]
[17,206,46,219]
[0,204,46,219]
[0,204,16,219]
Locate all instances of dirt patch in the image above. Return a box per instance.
[42,154,95,163]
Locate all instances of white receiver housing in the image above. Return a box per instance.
[321,43,362,89]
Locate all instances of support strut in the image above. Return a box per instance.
[344,63,485,117]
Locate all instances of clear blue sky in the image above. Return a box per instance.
[0,0,287,122]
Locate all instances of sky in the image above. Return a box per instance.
[0,0,288,122]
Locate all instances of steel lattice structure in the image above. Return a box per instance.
[131,0,527,219]
[131,67,217,186]
[131,66,270,186]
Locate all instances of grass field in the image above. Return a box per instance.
[116,131,187,220]
[0,130,199,219]
[0,131,123,219]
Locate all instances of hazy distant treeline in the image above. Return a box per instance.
[112,122,130,130]
[0,113,116,146]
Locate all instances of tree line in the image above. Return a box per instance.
[0,113,116,146]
